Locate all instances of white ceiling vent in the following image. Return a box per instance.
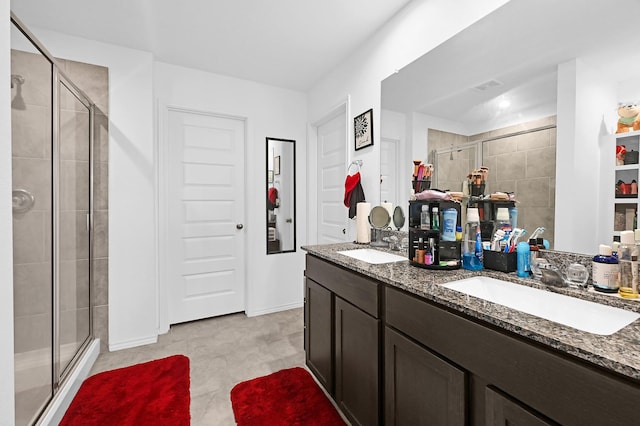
[473,79,503,91]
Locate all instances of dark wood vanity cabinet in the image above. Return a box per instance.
[335,297,380,426]
[386,286,640,426]
[304,254,640,425]
[304,278,333,393]
[385,327,466,425]
[485,387,554,426]
[304,255,380,426]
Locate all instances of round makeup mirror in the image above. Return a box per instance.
[369,206,391,247]
[392,205,405,230]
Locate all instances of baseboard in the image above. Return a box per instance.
[39,339,100,426]
[108,335,158,352]
[246,301,303,317]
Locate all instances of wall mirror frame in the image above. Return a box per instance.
[266,137,296,254]
[380,0,640,255]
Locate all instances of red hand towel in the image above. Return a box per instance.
[268,187,278,204]
[344,172,361,207]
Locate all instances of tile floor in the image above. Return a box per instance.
[89,307,305,425]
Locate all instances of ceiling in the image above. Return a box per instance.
[382,0,640,133]
[10,0,413,91]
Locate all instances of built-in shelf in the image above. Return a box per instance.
[612,131,640,240]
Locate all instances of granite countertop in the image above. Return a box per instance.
[302,242,640,382]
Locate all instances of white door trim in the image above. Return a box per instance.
[156,101,248,333]
[307,96,351,245]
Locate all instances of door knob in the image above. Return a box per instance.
[286,218,292,223]
[236,224,244,230]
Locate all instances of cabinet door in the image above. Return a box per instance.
[385,327,466,426]
[486,387,555,426]
[335,296,380,426]
[304,278,333,394]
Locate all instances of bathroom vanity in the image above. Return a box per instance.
[303,243,640,426]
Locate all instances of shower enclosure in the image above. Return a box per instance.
[11,14,99,425]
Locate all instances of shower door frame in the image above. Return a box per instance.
[430,140,483,190]
[10,11,95,419]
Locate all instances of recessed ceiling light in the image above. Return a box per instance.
[498,100,510,109]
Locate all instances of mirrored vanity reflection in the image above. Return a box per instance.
[266,137,296,254]
[380,0,640,254]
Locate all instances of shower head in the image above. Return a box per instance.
[10,74,25,88]
[11,74,26,110]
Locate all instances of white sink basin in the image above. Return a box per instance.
[441,276,640,335]
[337,248,407,264]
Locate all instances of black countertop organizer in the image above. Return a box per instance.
[408,200,461,270]
[467,198,517,241]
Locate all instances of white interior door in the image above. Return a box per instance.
[167,109,245,324]
[317,113,348,243]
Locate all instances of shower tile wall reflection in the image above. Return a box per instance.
[428,116,556,248]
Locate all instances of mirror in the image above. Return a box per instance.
[381,0,640,254]
[266,137,296,254]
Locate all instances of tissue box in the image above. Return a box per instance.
[483,250,517,272]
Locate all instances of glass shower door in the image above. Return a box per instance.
[57,77,92,379]
[12,18,94,425]
[432,142,482,192]
[11,27,54,426]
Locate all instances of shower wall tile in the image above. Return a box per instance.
[12,211,46,264]
[516,177,552,207]
[12,157,52,211]
[13,262,51,317]
[63,59,109,114]
[60,160,90,212]
[485,135,518,157]
[93,211,109,259]
[94,162,109,211]
[94,112,109,163]
[525,145,556,179]
[93,305,109,353]
[59,109,91,161]
[516,128,552,151]
[14,313,52,353]
[11,105,51,159]
[495,151,526,181]
[59,259,90,311]
[92,258,109,307]
[59,211,90,262]
[59,307,89,347]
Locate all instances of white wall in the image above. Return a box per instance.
[308,0,510,219]
[24,28,157,350]
[154,62,307,320]
[1,2,16,424]
[556,58,617,254]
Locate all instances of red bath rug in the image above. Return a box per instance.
[60,354,190,426]
[230,367,346,425]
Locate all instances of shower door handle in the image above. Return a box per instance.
[86,213,92,231]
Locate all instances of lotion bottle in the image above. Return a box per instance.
[592,244,619,293]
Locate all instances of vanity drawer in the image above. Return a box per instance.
[305,255,379,317]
